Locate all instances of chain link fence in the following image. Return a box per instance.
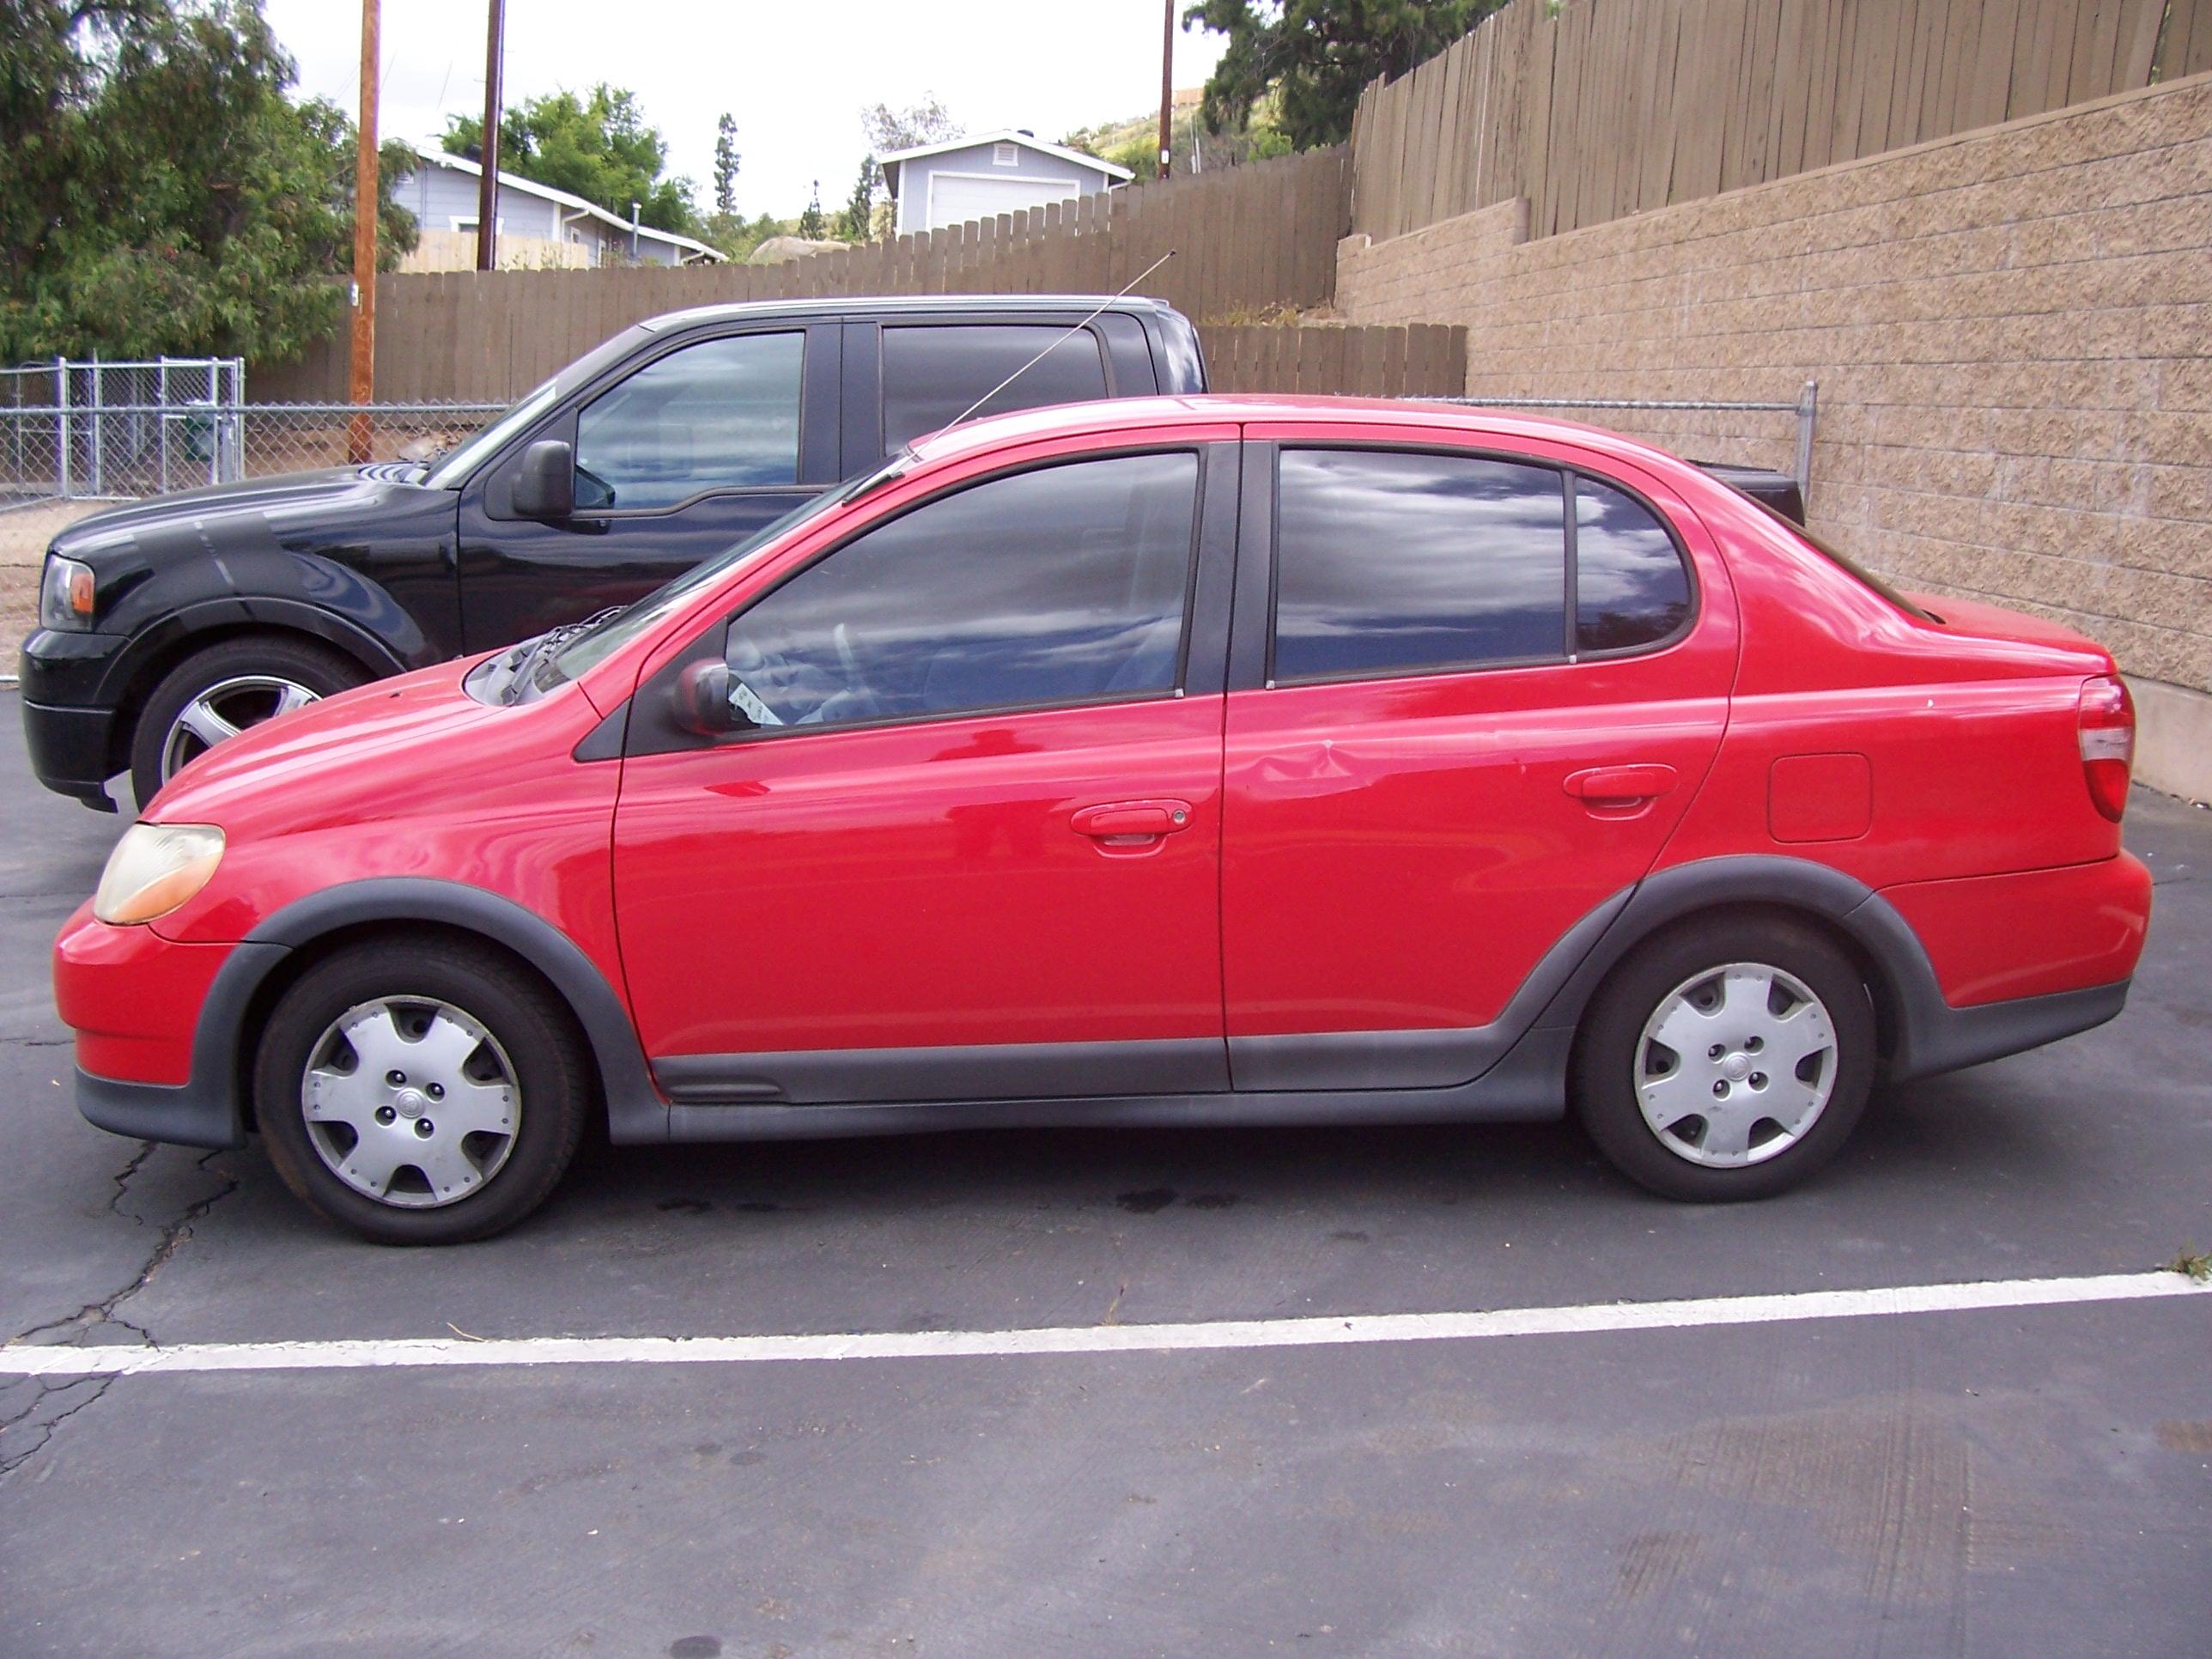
[1,374,504,507]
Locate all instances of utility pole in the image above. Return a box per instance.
[1157,0,1175,180]
[475,0,505,270]
[349,0,380,463]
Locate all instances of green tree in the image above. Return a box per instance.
[0,0,415,362]
[795,180,826,241]
[445,84,697,235]
[837,155,880,242]
[712,112,739,215]
[1182,0,1498,149]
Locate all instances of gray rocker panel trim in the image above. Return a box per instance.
[655,1036,1228,1106]
[663,1028,1575,1144]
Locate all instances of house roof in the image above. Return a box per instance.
[876,129,1134,186]
[405,150,725,260]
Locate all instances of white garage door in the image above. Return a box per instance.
[927,172,1085,231]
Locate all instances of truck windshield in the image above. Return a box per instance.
[422,324,657,489]
[422,381,557,488]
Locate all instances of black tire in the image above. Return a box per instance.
[130,635,367,808]
[254,938,592,1244]
[1571,913,1876,1202]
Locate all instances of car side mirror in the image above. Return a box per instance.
[512,439,575,520]
[672,659,750,737]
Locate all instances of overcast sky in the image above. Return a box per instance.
[264,1,1227,218]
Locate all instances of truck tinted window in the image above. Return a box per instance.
[881,325,1109,451]
[723,452,1197,730]
[1574,477,1692,651]
[1272,449,1566,682]
[574,331,804,509]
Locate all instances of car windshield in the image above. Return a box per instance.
[542,450,918,686]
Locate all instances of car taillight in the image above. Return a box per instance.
[2078,675,2134,823]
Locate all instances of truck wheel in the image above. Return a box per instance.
[1571,915,1876,1201]
[131,635,366,807]
[254,938,592,1245]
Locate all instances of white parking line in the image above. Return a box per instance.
[4,1271,2203,1379]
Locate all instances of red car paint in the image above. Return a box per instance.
[55,396,2151,1122]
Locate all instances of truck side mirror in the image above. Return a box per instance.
[512,440,576,520]
[672,659,749,737]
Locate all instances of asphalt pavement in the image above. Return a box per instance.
[1,689,2206,1657]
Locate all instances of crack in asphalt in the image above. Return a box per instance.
[0,1376,114,1480]
[0,1145,240,1480]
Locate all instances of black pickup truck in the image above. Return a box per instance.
[20,295,1209,807]
[20,293,1804,808]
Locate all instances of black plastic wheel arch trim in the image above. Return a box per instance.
[73,883,668,1152]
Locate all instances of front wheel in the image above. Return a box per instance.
[1571,915,1876,1201]
[130,635,367,808]
[254,939,592,1243]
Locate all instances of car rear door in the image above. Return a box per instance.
[1218,424,1739,1091]
[456,320,842,650]
[610,433,1241,1107]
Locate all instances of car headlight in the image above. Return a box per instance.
[39,555,96,631]
[94,823,225,926]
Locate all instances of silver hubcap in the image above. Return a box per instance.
[301,998,521,1208]
[161,675,319,780]
[1636,962,1838,1168]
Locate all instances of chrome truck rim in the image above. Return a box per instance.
[161,675,319,780]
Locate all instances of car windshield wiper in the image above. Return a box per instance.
[496,608,625,705]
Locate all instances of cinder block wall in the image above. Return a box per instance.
[1336,74,2212,761]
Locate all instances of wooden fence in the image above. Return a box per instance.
[254,146,1352,403]
[1198,323,1466,397]
[1350,0,2209,243]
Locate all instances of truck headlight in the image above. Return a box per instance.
[40,555,96,630]
[94,823,225,926]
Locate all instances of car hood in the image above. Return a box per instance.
[143,657,514,829]
[52,465,439,564]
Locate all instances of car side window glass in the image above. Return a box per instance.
[880,325,1109,453]
[573,331,804,511]
[723,451,1198,731]
[1575,478,1692,652]
[1272,448,1567,683]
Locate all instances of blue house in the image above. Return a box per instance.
[393,151,724,270]
[878,130,1132,236]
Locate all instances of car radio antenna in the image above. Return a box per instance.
[945,250,1178,430]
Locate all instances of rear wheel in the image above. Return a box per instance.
[1571,915,1875,1201]
[254,939,592,1244]
[130,635,366,807]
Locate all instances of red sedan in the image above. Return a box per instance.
[54,397,2152,1243]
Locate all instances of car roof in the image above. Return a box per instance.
[902,392,1703,479]
[638,294,1182,332]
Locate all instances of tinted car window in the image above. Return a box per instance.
[1576,477,1692,651]
[574,331,804,509]
[1272,449,1566,682]
[882,325,1109,451]
[724,451,1197,731]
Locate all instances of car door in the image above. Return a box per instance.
[455,322,840,650]
[611,436,1242,1107]
[1218,429,1739,1091]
